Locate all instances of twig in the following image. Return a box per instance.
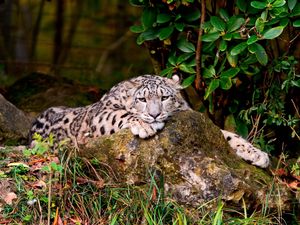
[283,118,300,140]
[248,95,268,142]
[47,169,52,225]
[248,113,262,142]
[291,99,300,118]
[195,0,206,90]
[289,32,300,44]
[82,157,104,182]
[37,198,43,225]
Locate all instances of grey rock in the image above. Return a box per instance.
[79,110,291,210]
[0,94,32,143]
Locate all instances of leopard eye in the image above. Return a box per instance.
[161,96,170,101]
[138,97,147,102]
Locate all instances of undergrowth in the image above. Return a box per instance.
[0,138,298,225]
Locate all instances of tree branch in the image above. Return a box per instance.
[195,0,206,90]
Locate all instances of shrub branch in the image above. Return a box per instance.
[195,0,206,90]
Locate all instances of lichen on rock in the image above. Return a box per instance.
[79,110,292,210]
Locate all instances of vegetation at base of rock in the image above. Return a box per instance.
[0,141,294,224]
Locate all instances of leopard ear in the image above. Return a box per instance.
[123,80,139,96]
[171,74,180,84]
[169,73,183,89]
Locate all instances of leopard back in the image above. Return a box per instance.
[29,74,190,146]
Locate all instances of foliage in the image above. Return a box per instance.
[129,0,300,153]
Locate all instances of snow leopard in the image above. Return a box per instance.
[29,74,269,168]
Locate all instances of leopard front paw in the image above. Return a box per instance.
[130,122,156,138]
[150,122,165,131]
[130,121,164,138]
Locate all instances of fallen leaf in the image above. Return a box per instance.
[0,218,13,224]
[95,179,105,189]
[28,158,47,166]
[272,168,288,177]
[58,216,63,225]
[4,192,17,205]
[288,180,300,190]
[32,180,47,189]
[7,162,29,168]
[30,162,44,171]
[0,179,13,201]
[51,157,60,164]
[27,199,37,206]
[291,173,300,181]
[76,177,88,185]
[14,146,27,151]
[52,207,59,225]
[69,217,82,224]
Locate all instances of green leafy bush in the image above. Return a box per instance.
[129,0,300,154]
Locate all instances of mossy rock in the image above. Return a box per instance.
[0,94,32,145]
[79,110,292,210]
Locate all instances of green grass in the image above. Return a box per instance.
[0,142,298,225]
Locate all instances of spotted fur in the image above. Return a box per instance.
[29,75,189,145]
[221,130,269,168]
[29,74,269,168]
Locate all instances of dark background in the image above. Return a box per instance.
[0,0,153,90]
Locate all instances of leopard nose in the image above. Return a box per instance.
[149,112,160,119]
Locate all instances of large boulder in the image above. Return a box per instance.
[0,94,32,144]
[79,110,291,209]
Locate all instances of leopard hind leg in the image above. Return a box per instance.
[221,130,270,168]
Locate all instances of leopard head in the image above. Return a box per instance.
[125,74,191,123]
